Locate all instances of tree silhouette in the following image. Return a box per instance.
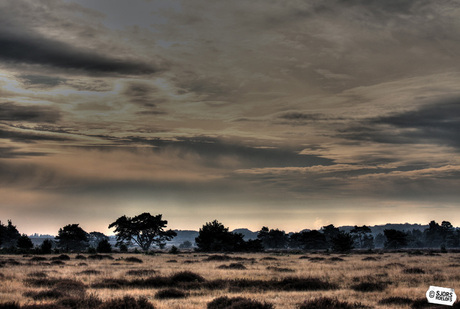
[0,220,20,249]
[17,234,34,251]
[350,225,373,249]
[40,239,53,254]
[97,238,112,253]
[331,231,354,252]
[384,229,408,249]
[290,230,328,250]
[55,224,88,252]
[257,227,288,249]
[109,213,176,251]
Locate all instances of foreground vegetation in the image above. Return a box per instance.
[1,251,459,308]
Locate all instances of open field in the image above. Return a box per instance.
[1,251,459,308]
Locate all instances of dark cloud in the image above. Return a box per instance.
[123,83,162,107]
[0,127,72,144]
[20,74,66,88]
[339,99,460,149]
[127,136,335,169]
[0,147,47,159]
[337,0,423,13]
[0,103,61,123]
[0,30,157,75]
[279,112,323,121]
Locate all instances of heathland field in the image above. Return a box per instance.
[0,252,459,308]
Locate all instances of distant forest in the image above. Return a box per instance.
[0,214,459,254]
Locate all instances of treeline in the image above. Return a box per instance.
[1,214,459,254]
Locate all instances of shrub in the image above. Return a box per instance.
[297,297,369,309]
[207,296,274,309]
[329,257,344,262]
[75,255,87,260]
[276,277,337,291]
[170,271,205,283]
[260,257,278,261]
[218,263,247,270]
[403,267,425,274]
[155,288,187,299]
[57,294,102,309]
[0,302,20,309]
[266,266,295,273]
[24,289,64,300]
[205,255,232,261]
[51,255,70,261]
[351,281,388,292]
[30,257,47,262]
[125,257,143,263]
[378,297,413,305]
[77,269,102,275]
[126,269,157,276]
[50,261,65,265]
[361,257,378,261]
[166,259,177,263]
[98,296,155,309]
[88,254,113,260]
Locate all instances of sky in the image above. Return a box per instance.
[1,0,460,235]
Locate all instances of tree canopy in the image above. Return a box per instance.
[109,213,176,251]
[55,224,89,252]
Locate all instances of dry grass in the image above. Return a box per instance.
[0,252,459,308]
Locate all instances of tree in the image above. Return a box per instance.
[289,230,328,250]
[384,229,408,249]
[97,239,112,253]
[17,234,34,251]
[109,213,176,251]
[88,232,108,248]
[40,239,53,254]
[331,231,354,253]
[350,225,373,249]
[179,241,193,249]
[55,224,89,252]
[0,220,20,249]
[257,227,288,249]
[321,224,340,248]
[195,220,261,252]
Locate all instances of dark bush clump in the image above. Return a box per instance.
[24,289,64,300]
[88,254,113,260]
[98,296,155,309]
[170,271,205,283]
[403,267,425,274]
[378,297,413,305]
[218,263,247,270]
[155,288,188,299]
[205,255,232,261]
[125,257,143,263]
[299,256,309,259]
[329,257,345,262]
[166,259,177,263]
[50,261,65,265]
[77,269,102,275]
[361,257,378,261]
[30,257,47,262]
[51,255,70,261]
[126,269,157,276]
[297,297,369,309]
[0,302,20,309]
[276,277,337,291]
[351,281,388,292]
[266,266,295,273]
[207,296,274,309]
[75,255,87,260]
[56,294,102,309]
[91,278,129,289]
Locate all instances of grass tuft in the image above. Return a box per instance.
[218,263,247,270]
[297,297,369,309]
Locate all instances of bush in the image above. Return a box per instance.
[266,266,295,273]
[403,267,425,274]
[155,288,187,299]
[297,297,369,309]
[218,263,247,270]
[0,302,20,309]
[98,296,155,309]
[170,271,205,283]
[56,294,102,309]
[51,255,70,261]
[378,297,413,305]
[207,296,274,309]
[351,281,388,292]
[126,269,157,276]
[88,254,113,260]
[125,257,143,263]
